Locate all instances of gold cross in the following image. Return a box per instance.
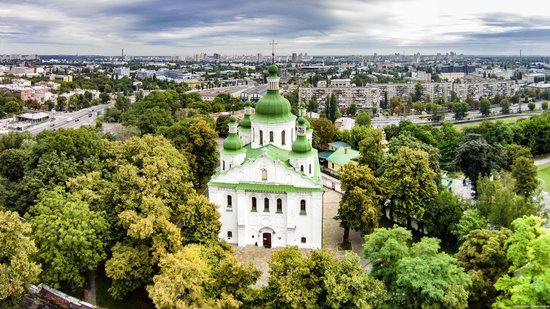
[270,40,277,64]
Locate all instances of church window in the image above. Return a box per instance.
[269,131,274,142]
[227,195,232,211]
[227,231,233,239]
[264,198,270,212]
[222,160,225,170]
[251,197,257,212]
[276,199,283,213]
[300,165,304,173]
[301,237,306,243]
[281,131,286,145]
[259,130,263,145]
[300,200,307,215]
[308,164,311,174]
[261,168,267,181]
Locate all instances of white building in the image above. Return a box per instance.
[208,65,323,249]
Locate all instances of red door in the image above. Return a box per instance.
[262,233,271,248]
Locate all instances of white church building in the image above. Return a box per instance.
[208,64,324,249]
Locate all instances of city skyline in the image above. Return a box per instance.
[1,0,550,56]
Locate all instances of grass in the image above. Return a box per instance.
[453,115,531,130]
[95,268,155,309]
[537,163,550,192]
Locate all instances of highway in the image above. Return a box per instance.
[25,102,114,136]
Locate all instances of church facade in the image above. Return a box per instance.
[208,65,324,249]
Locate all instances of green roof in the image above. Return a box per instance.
[223,132,243,151]
[252,91,296,124]
[240,114,252,128]
[208,181,323,193]
[329,141,352,149]
[318,151,334,160]
[327,147,360,166]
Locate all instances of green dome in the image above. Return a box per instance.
[297,117,312,130]
[268,64,278,77]
[229,115,237,123]
[291,135,312,154]
[240,114,251,128]
[223,133,243,151]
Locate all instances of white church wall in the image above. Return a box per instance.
[250,120,295,151]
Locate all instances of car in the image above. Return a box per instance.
[75,118,79,122]
[50,123,55,127]
[66,118,73,122]
[88,113,93,117]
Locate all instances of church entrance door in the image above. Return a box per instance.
[262,233,271,248]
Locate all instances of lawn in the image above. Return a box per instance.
[538,164,550,192]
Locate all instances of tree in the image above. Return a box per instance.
[453,134,500,187]
[137,106,174,134]
[147,244,260,309]
[324,251,388,309]
[422,190,464,242]
[502,144,532,170]
[456,228,511,307]
[158,117,219,189]
[476,174,542,228]
[307,96,319,113]
[500,98,511,114]
[347,103,357,116]
[542,100,548,110]
[311,118,336,151]
[450,102,469,120]
[99,92,110,104]
[511,156,539,197]
[358,128,384,173]
[452,209,488,242]
[381,147,438,226]
[56,96,67,111]
[528,101,536,111]
[479,97,491,116]
[0,211,41,306]
[327,93,338,122]
[389,96,404,115]
[27,187,109,290]
[413,82,424,102]
[355,110,371,127]
[215,115,230,138]
[438,122,463,170]
[337,164,382,247]
[115,93,131,111]
[494,216,550,308]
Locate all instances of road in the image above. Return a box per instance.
[25,102,114,136]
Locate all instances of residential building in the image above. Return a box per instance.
[326,146,359,173]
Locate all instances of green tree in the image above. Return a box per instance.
[355,110,371,127]
[381,147,438,226]
[215,115,230,138]
[502,144,532,170]
[337,164,382,247]
[27,187,109,290]
[450,102,469,120]
[476,174,542,228]
[422,190,464,242]
[115,93,131,111]
[0,211,41,307]
[452,209,489,242]
[437,122,463,170]
[307,96,319,113]
[311,118,336,151]
[358,128,385,173]
[56,95,67,111]
[327,93,338,122]
[158,117,219,189]
[147,244,260,309]
[347,103,357,116]
[479,97,491,116]
[413,82,424,102]
[494,216,550,308]
[456,228,511,307]
[528,101,536,111]
[453,134,500,187]
[324,251,388,309]
[511,156,539,197]
[542,100,548,110]
[99,92,110,104]
[388,131,441,183]
[500,98,511,114]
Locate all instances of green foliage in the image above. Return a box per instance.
[500,99,511,114]
[147,244,260,309]
[327,93,338,122]
[464,121,514,146]
[480,97,491,116]
[0,131,32,152]
[513,112,550,155]
[158,117,219,189]
[358,128,385,173]
[27,187,109,290]
[438,122,463,170]
[0,211,41,306]
[452,209,489,242]
[502,144,532,170]
[356,110,371,127]
[542,101,548,110]
[457,228,511,307]
[307,96,319,113]
[476,174,542,228]
[215,115,230,137]
[347,103,357,116]
[528,101,536,111]
[494,216,550,308]
[337,125,373,149]
[511,156,539,197]
[449,102,469,120]
[453,134,501,186]
[422,190,464,242]
[337,164,382,246]
[115,94,131,112]
[388,131,441,182]
[311,118,336,151]
[381,147,438,225]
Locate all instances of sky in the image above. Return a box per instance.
[1,0,550,56]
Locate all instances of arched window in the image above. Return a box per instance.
[300,165,304,173]
[308,164,312,174]
[269,131,274,142]
[276,198,283,213]
[227,195,232,210]
[259,130,263,145]
[264,198,270,212]
[227,231,233,239]
[222,160,225,170]
[261,168,267,181]
[301,237,306,243]
[251,197,257,212]
[300,200,306,215]
[281,130,286,145]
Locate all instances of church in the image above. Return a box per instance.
[208,64,324,249]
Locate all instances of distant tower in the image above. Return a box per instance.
[122,48,124,60]
[270,40,277,64]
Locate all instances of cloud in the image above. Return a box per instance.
[0,0,549,55]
